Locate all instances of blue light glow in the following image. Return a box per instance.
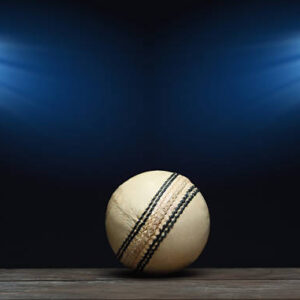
[0,1,299,181]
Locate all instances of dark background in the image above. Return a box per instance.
[0,0,299,267]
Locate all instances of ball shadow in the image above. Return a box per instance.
[109,268,198,279]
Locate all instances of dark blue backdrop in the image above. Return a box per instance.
[0,0,299,267]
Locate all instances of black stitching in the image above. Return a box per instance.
[136,186,199,271]
[116,172,178,260]
[136,185,199,272]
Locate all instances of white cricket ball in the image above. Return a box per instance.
[105,170,210,274]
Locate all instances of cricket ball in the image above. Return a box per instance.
[105,170,210,274]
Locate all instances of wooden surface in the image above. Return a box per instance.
[0,268,300,299]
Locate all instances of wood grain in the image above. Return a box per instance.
[0,268,299,299]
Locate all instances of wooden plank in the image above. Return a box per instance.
[0,269,300,300]
[0,279,300,299]
[0,268,300,281]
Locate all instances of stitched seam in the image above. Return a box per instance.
[129,177,189,267]
[121,175,186,267]
[116,172,178,260]
[136,186,199,271]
